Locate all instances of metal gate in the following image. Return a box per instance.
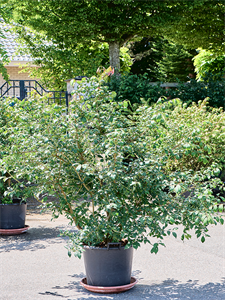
[0,80,68,106]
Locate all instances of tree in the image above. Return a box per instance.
[193,49,225,81]
[128,36,164,81]
[157,41,197,82]
[4,0,183,71]
[16,32,132,89]
[162,0,225,54]
[0,41,9,82]
[18,37,111,90]
[129,37,197,81]
[0,6,10,81]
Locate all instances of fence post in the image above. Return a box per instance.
[19,80,25,100]
[66,91,69,107]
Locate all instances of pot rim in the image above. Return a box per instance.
[0,201,27,206]
[83,244,132,251]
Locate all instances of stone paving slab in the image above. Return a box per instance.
[0,212,224,300]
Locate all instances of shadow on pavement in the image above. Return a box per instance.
[131,278,225,300]
[0,226,66,252]
[39,274,225,300]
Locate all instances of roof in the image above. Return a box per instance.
[0,21,32,64]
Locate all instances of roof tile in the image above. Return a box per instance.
[0,21,33,62]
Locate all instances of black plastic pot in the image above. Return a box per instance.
[83,243,133,287]
[0,200,27,229]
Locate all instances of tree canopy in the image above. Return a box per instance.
[193,49,225,81]
[7,0,211,70]
[12,25,133,89]
[162,0,224,54]
[0,5,10,81]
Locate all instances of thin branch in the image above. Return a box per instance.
[33,194,44,204]
[56,183,82,230]
[54,152,95,216]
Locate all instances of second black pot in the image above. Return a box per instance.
[83,243,133,287]
[0,200,27,229]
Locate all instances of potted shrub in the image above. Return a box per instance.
[3,79,224,290]
[0,174,27,231]
[0,98,31,234]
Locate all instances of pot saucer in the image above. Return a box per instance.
[80,276,137,294]
[0,225,29,235]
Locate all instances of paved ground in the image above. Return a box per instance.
[0,208,224,300]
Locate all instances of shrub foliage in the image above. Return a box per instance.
[0,79,224,257]
[107,74,225,109]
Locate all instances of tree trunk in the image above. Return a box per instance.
[108,41,120,72]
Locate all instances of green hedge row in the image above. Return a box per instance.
[106,73,225,109]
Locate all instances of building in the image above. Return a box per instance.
[0,21,37,97]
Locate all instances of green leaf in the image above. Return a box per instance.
[170,217,175,224]
[172,232,177,238]
[196,232,201,238]
[185,234,192,240]
[218,204,224,213]
[150,243,159,254]
[76,165,82,171]
[220,218,224,225]
[123,101,128,108]
[201,236,205,243]
[174,184,181,193]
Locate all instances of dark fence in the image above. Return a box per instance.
[0,80,68,106]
